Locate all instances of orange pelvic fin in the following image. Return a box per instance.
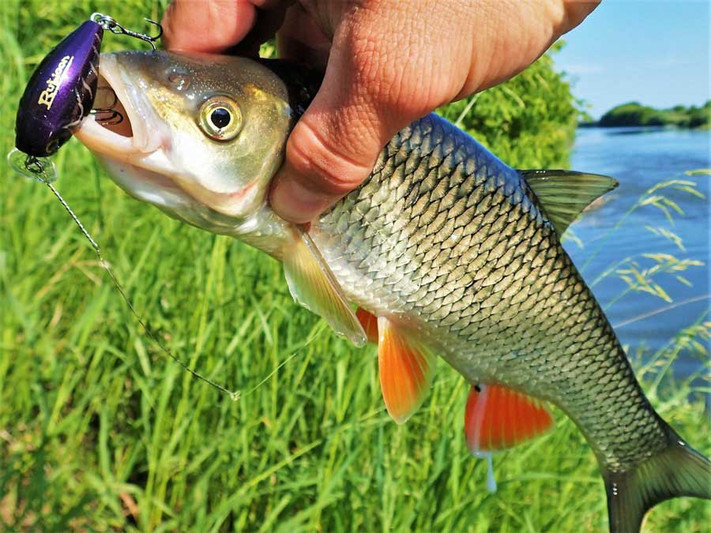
[356,308,379,344]
[377,317,435,424]
[464,383,554,453]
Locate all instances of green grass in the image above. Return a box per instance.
[1,1,710,531]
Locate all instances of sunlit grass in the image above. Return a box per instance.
[1,1,709,531]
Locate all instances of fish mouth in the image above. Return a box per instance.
[74,53,262,220]
[74,54,200,205]
[76,54,167,159]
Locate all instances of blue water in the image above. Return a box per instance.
[567,127,710,378]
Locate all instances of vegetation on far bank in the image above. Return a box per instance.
[584,101,711,129]
[438,42,579,169]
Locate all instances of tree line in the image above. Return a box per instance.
[586,101,711,129]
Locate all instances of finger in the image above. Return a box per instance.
[227,5,288,57]
[269,92,388,224]
[277,4,331,67]
[562,0,601,31]
[162,0,257,53]
[269,31,419,223]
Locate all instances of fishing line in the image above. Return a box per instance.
[9,12,241,399]
[41,176,240,401]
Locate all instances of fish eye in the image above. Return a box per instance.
[198,96,242,141]
[210,108,231,128]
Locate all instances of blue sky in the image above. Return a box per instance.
[554,0,710,119]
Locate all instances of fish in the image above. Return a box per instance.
[73,50,711,533]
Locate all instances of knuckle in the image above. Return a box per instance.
[287,119,372,195]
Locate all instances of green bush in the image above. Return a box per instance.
[437,42,579,168]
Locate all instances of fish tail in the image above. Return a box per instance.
[603,422,711,533]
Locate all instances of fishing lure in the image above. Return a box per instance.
[8,13,238,399]
[8,13,161,182]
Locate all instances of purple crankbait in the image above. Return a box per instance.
[8,13,162,182]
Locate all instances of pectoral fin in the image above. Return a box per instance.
[283,228,366,347]
[464,383,554,453]
[377,317,435,424]
[520,170,618,234]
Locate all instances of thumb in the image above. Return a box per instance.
[162,0,256,53]
[269,37,412,224]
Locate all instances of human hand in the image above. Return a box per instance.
[163,0,599,223]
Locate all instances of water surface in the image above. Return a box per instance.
[567,127,709,377]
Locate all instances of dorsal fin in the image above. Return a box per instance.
[520,170,618,234]
[283,228,366,347]
[376,316,436,424]
[464,383,554,453]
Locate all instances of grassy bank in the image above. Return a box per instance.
[1,1,709,531]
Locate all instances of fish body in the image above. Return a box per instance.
[312,114,663,471]
[73,51,711,532]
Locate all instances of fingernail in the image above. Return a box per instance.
[270,172,333,224]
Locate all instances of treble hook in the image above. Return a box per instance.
[90,85,124,126]
[91,13,163,50]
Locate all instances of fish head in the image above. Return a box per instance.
[75,51,292,234]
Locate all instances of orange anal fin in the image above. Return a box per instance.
[356,308,379,344]
[464,384,554,453]
[377,317,435,424]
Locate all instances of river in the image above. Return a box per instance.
[567,127,710,379]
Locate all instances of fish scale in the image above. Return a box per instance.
[313,113,665,471]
